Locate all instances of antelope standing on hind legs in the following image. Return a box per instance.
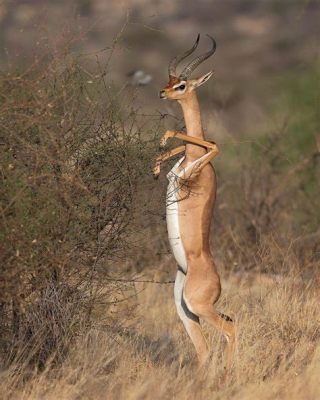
[153,34,236,372]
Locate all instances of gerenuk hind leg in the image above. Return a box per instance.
[183,270,236,373]
[174,267,209,365]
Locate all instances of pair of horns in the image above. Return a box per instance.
[168,34,216,80]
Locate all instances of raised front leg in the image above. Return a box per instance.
[152,145,185,178]
[180,145,219,181]
[160,130,218,152]
[159,130,177,148]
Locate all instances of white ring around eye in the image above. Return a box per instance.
[174,84,186,91]
[173,81,186,91]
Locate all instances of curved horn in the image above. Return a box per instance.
[168,34,200,78]
[179,35,217,79]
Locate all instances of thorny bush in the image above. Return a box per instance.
[0,52,159,370]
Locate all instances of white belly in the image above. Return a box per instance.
[166,159,188,273]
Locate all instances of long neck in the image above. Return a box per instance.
[179,91,204,139]
[179,91,206,159]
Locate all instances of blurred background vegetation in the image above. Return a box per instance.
[0,0,319,395]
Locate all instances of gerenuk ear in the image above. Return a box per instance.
[192,71,213,88]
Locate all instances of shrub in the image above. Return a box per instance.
[0,45,159,370]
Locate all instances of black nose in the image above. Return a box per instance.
[159,90,165,99]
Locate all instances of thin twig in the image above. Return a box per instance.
[105,277,174,284]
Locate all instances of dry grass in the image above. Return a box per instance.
[2,268,319,400]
